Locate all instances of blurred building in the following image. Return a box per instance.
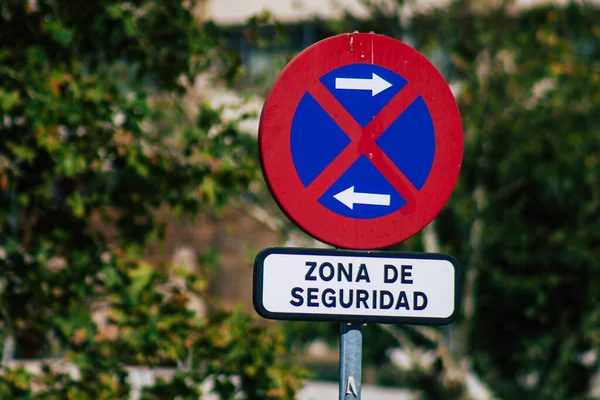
[206,0,374,23]
[198,0,598,89]
[207,0,372,86]
[204,0,595,24]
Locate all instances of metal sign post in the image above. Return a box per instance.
[340,323,362,399]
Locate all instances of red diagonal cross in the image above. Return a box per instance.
[304,81,422,214]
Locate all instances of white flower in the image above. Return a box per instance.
[578,349,597,367]
[112,111,126,127]
[47,256,67,272]
[27,0,39,12]
[101,159,113,172]
[58,125,68,140]
[100,252,112,264]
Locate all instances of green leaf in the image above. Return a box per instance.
[45,20,74,47]
[66,192,85,218]
[57,151,87,177]
[6,141,36,162]
[128,262,155,298]
[0,89,22,111]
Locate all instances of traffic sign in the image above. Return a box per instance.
[259,33,463,249]
[253,247,460,325]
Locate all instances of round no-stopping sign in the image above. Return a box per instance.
[259,33,463,249]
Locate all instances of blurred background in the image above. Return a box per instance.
[1,0,600,399]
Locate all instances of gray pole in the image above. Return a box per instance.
[339,323,363,400]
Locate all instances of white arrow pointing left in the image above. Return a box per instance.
[334,186,391,209]
[335,73,392,96]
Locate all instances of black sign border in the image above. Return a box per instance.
[253,247,461,326]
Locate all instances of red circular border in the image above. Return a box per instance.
[259,33,463,249]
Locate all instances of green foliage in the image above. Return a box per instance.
[0,0,301,398]
[459,9,600,400]
[193,309,307,399]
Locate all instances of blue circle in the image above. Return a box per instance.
[291,64,436,219]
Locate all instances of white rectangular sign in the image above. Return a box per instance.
[253,248,460,325]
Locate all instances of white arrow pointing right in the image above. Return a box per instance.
[334,186,391,210]
[335,73,392,96]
